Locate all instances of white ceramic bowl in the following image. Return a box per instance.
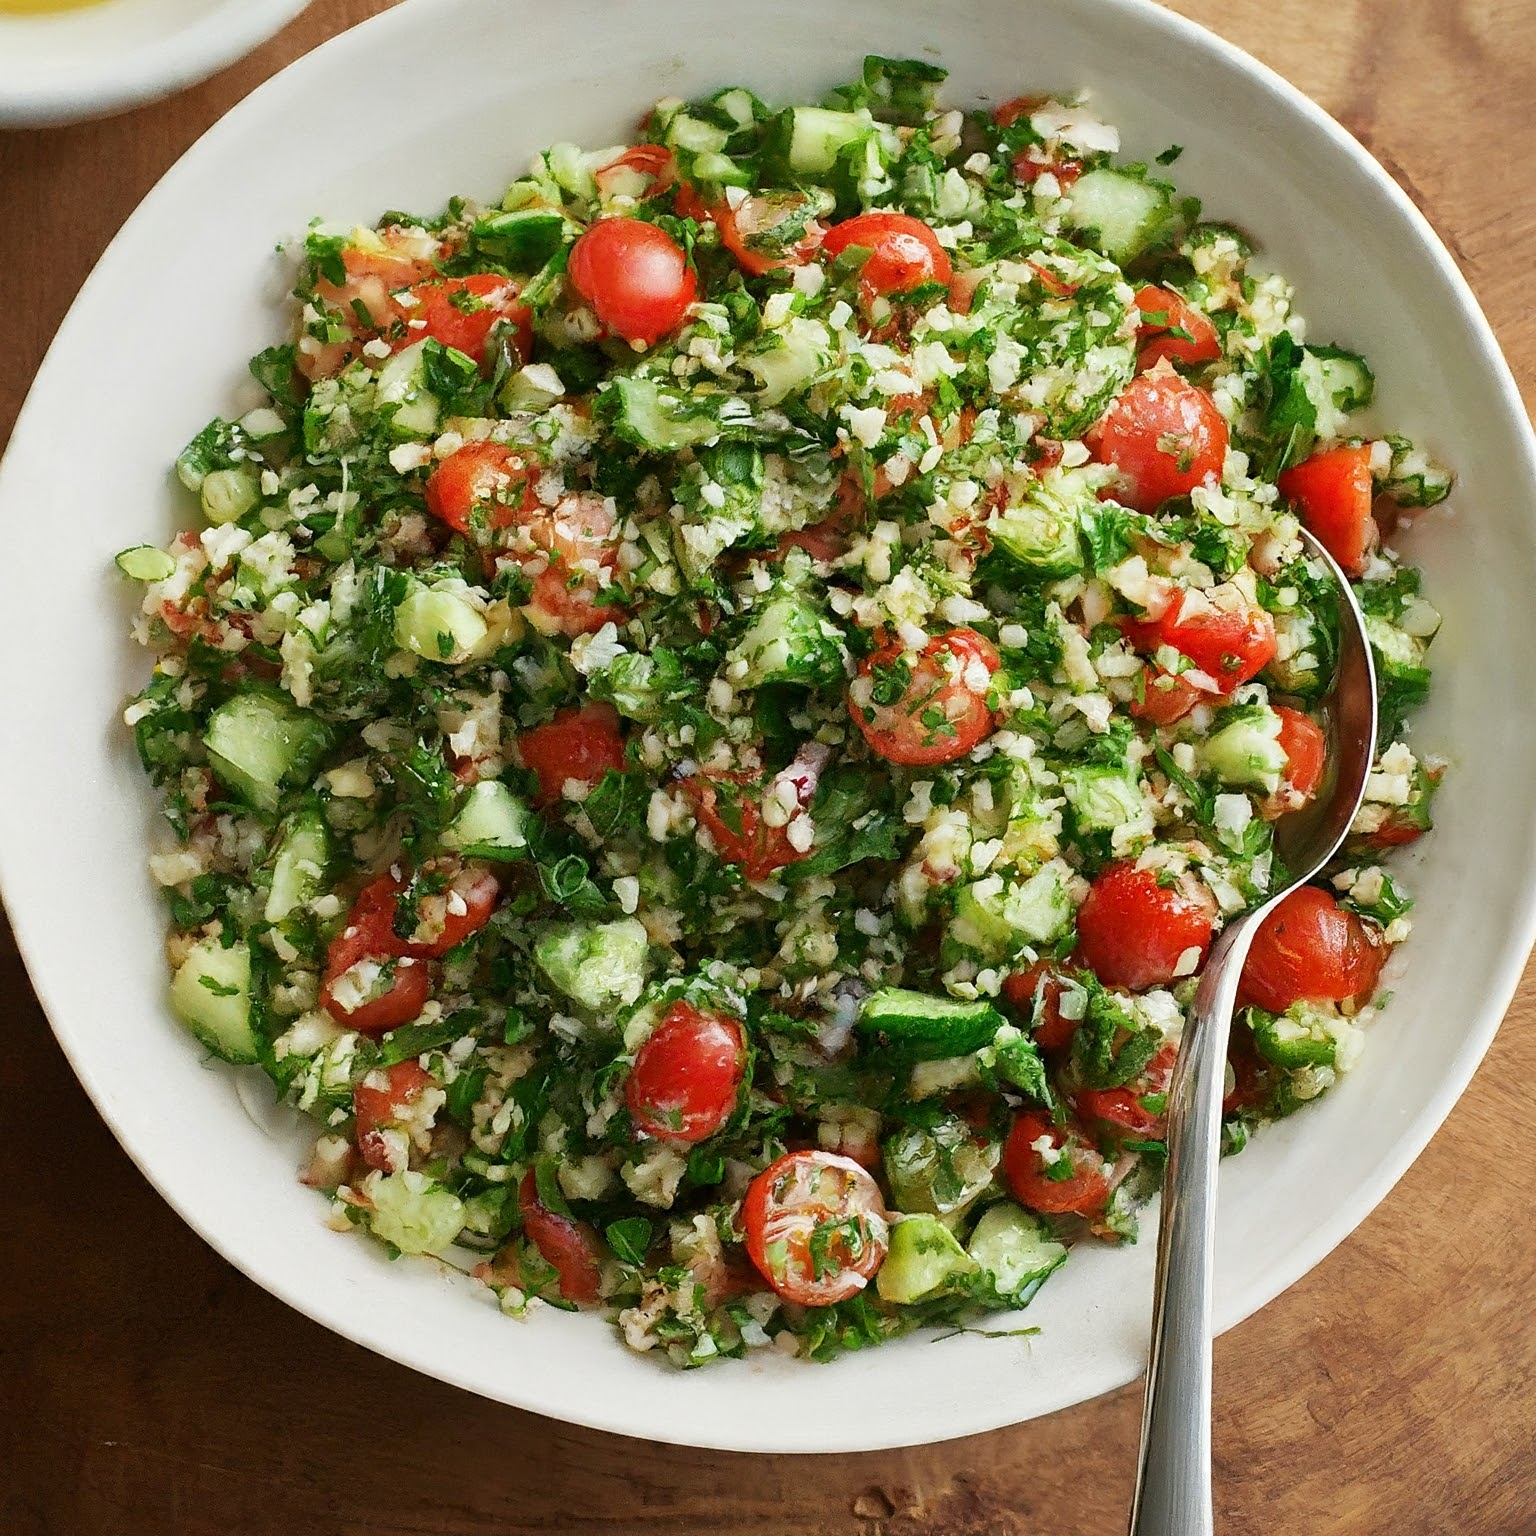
[0,0,312,128]
[2,0,1532,1455]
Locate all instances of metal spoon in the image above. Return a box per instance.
[1128,528,1379,1536]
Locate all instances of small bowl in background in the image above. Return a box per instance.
[0,0,313,128]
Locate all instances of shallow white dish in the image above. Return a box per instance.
[2,0,1532,1455]
[0,0,312,128]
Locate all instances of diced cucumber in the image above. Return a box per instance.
[874,1213,978,1304]
[535,918,651,1013]
[393,584,489,664]
[472,207,569,271]
[1060,763,1150,836]
[604,376,722,452]
[200,467,260,526]
[115,545,176,582]
[769,106,874,175]
[362,1169,467,1255]
[738,317,831,405]
[375,340,441,437]
[169,937,259,1063]
[1308,346,1375,413]
[731,588,845,688]
[204,691,332,814]
[951,861,1076,962]
[857,988,1004,1061]
[712,87,761,128]
[264,805,331,923]
[883,1116,999,1218]
[499,363,566,414]
[666,111,731,155]
[988,493,1084,578]
[1203,704,1286,793]
[1063,167,1176,264]
[966,1202,1068,1305]
[1244,1003,1337,1069]
[1380,435,1453,508]
[441,780,530,860]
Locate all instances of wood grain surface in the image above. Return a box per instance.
[2,2,1534,1531]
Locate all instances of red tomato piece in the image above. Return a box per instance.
[1001,962,1076,1053]
[1092,372,1229,513]
[1269,706,1327,812]
[626,1001,746,1143]
[520,491,624,636]
[566,217,697,346]
[1278,444,1378,577]
[302,232,439,379]
[1074,1043,1178,1140]
[1003,1111,1112,1217]
[1238,886,1386,1013]
[517,1171,604,1306]
[518,702,627,806]
[594,144,676,199]
[742,1151,890,1307]
[716,192,826,276]
[353,1061,434,1171]
[1076,862,1218,993]
[395,859,500,958]
[1131,666,1202,725]
[320,873,431,1036]
[820,212,952,298]
[1133,285,1221,373]
[407,273,533,368]
[682,772,810,882]
[424,441,540,536]
[1123,593,1278,694]
[851,629,1000,767]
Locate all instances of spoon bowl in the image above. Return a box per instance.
[1129,527,1379,1536]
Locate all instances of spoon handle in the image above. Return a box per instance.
[1128,914,1261,1536]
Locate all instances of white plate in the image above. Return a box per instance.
[0,0,312,128]
[2,0,1533,1455]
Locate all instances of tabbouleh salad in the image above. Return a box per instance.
[116,58,1450,1367]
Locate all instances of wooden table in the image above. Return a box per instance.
[3,2,1534,1530]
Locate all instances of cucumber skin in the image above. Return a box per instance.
[857,988,1004,1061]
[203,692,331,815]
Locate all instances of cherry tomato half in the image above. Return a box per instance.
[1238,886,1385,1013]
[821,212,952,298]
[682,772,810,883]
[742,1151,890,1307]
[1133,285,1221,373]
[1001,962,1077,1053]
[716,190,827,276]
[1074,1043,1178,1140]
[320,874,431,1035]
[1268,706,1327,814]
[1130,666,1202,725]
[1278,444,1378,577]
[566,217,697,346]
[424,441,540,536]
[353,1061,434,1171]
[518,1170,604,1306]
[1076,862,1218,993]
[626,1001,746,1143]
[408,273,533,368]
[518,702,627,806]
[1092,372,1229,513]
[1122,592,1278,694]
[393,858,500,958]
[1003,1111,1112,1217]
[851,628,999,767]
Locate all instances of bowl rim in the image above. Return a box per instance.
[4,0,1535,1454]
[0,0,313,128]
